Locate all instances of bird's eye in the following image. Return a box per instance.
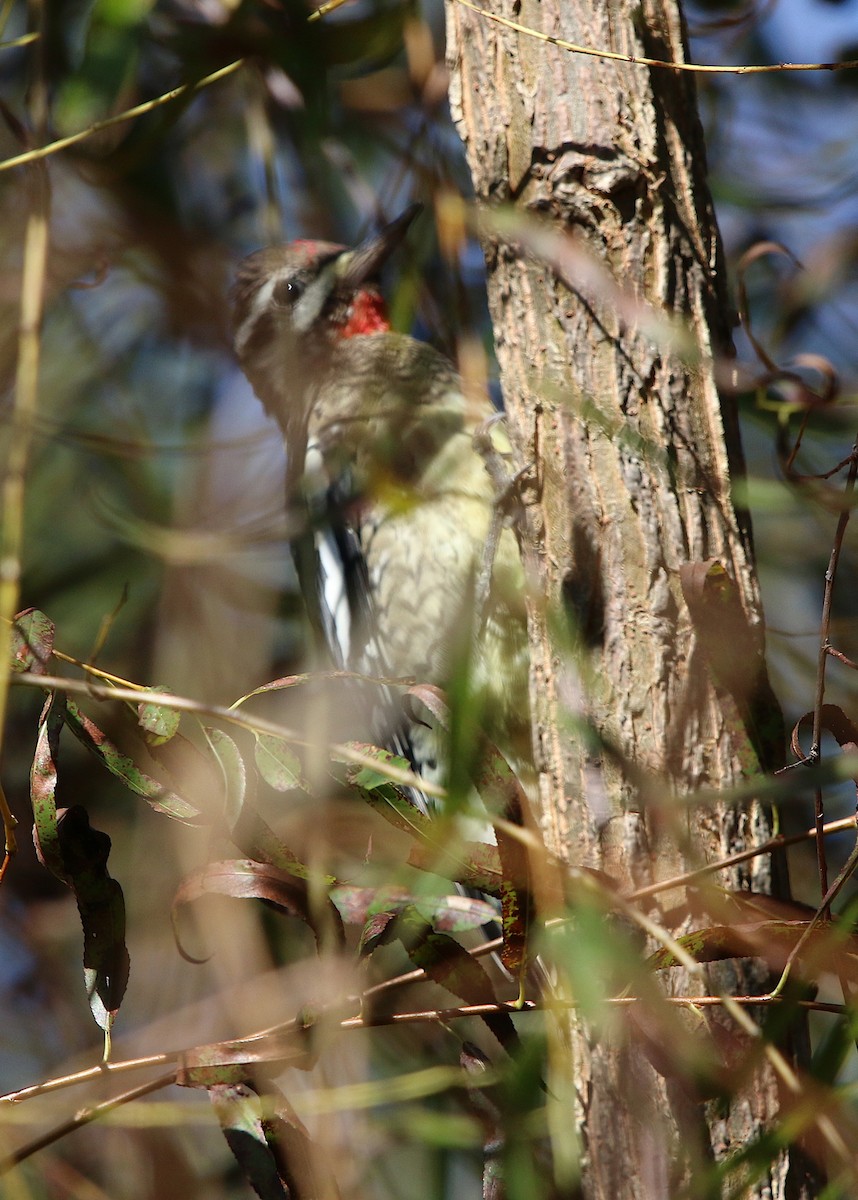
[273,278,303,305]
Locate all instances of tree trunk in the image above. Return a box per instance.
[446,1,819,1194]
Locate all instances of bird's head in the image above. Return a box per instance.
[231,203,421,423]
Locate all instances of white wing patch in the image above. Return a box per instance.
[316,532,351,666]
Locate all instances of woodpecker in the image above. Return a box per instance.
[231,206,530,809]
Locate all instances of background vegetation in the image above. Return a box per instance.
[2,0,858,1196]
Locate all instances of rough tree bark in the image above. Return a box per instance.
[447,1,819,1196]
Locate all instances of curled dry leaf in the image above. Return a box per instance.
[791,704,858,779]
[171,859,345,963]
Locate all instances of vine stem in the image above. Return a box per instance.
[0,0,49,861]
[810,435,858,908]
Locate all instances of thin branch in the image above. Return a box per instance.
[10,671,446,800]
[0,59,244,174]
[618,895,856,1168]
[0,1072,175,1171]
[628,815,857,903]
[0,31,38,51]
[453,0,858,76]
[811,435,858,906]
[1,1053,174,1106]
[4,993,849,1120]
[827,647,858,671]
[0,2,49,789]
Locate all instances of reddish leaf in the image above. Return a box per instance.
[64,701,203,822]
[172,859,345,961]
[359,909,398,955]
[31,691,68,882]
[233,673,315,706]
[406,683,450,726]
[330,884,410,925]
[10,608,54,675]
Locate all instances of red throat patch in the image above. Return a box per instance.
[338,288,390,338]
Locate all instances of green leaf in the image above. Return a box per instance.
[137,686,180,746]
[206,727,247,826]
[415,892,497,934]
[341,744,434,837]
[64,700,203,822]
[330,885,495,933]
[408,840,502,895]
[254,734,305,792]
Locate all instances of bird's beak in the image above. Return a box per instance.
[336,203,422,288]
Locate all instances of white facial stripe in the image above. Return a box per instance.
[292,261,338,334]
[234,268,282,356]
[234,254,342,354]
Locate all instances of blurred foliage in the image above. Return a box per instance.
[0,1,523,1195]
[3,0,858,1196]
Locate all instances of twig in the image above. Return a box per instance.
[811,436,858,907]
[617,896,855,1168]
[4,992,849,1118]
[768,833,858,999]
[827,647,858,671]
[453,0,858,76]
[0,3,49,780]
[0,59,243,174]
[1,1054,174,1106]
[627,814,857,903]
[10,671,445,800]
[0,1072,175,1171]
